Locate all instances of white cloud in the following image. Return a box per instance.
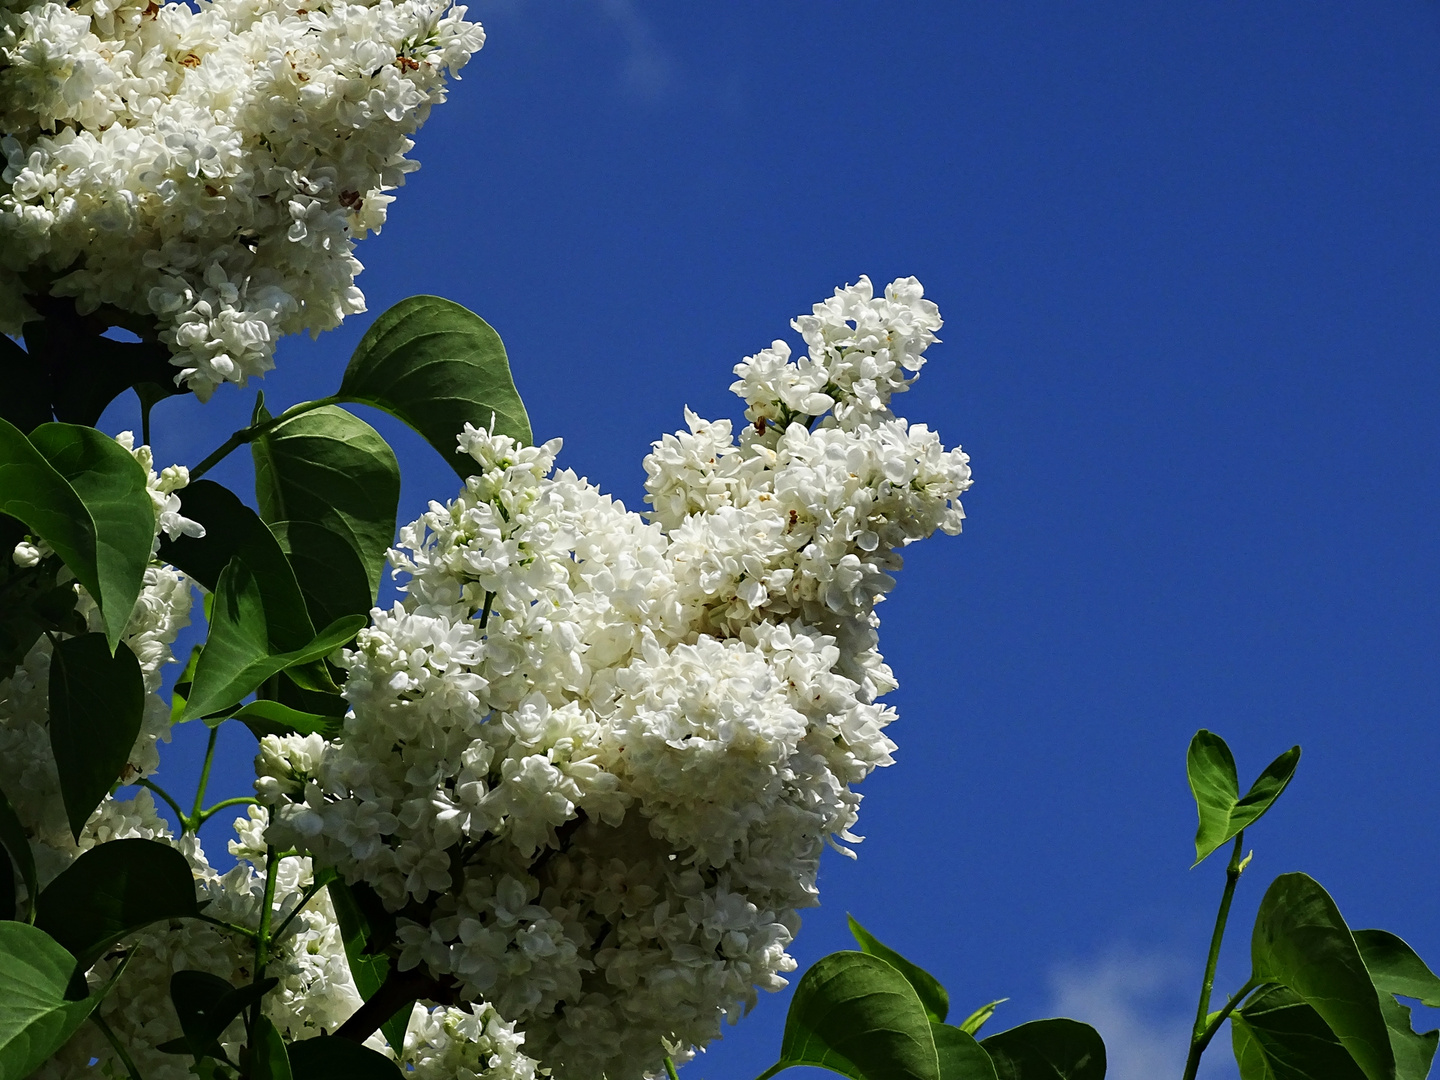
[596,0,677,100]
[1049,951,1238,1080]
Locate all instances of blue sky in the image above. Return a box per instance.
[112,4,1440,1078]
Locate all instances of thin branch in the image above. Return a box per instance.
[136,779,188,830]
[194,796,258,827]
[190,396,338,480]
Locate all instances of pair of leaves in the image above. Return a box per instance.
[0,419,154,652]
[756,920,1104,1080]
[159,482,363,722]
[0,921,127,1079]
[1187,730,1300,865]
[328,878,409,1052]
[1235,873,1439,1080]
[34,838,199,970]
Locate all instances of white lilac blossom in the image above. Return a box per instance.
[256,276,973,1079]
[0,0,486,399]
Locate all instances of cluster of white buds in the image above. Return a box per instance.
[256,277,973,1078]
[0,0,485,398]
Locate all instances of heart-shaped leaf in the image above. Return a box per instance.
[338,295,532,475]
[251,404,400,624]
[757,951,940,1080]
[1250,873,1394,1080]
[1188,730,1300,865]
[0,783,38,919]
[47,634,145,841]
[0,922,112,1078]
[849,915,950,1023]
[35,838,199,970]
[286,1035,407,1079]
[29,423,155,651]
[932,1022,999,1080]
[980,1018,1106,1080]
[1355,931,1440,1007]
[1232,984,1368,1080]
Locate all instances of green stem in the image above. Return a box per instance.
[664,1056,681,1080]
[246,846,282,1045]
[478,590,495,630]
[193,912,258,941]
[268,877,328,944]
[753,1064,786,1080]
[1183,832,1250,1080]
[190,396,338,480]
[136,778,188,831]
[92,1012,145,1080]
[1186,976,1263,1078]
[195,796,258,827]
[188,727,220,832]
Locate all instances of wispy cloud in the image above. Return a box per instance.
[1049,951,1237,1080]
[595,0,677,100]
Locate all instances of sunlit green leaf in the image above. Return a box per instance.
[1188,730,1300,865]
[35,838,199,969]
[29,423,155,651]
[0,922,108,1078]
[251,404,399,623]
[328,878,407,1052]
[957,1000,1007,1038]
[339,295,532,475]
[1355,931,1440,1008]
[48,634,145,841]
[932,1022,998,1080]
[1250,873,1394,1080]
[225,700,344,740]
[849,915,949,1023]
[286,1035,406,1079]
[979,1018,1106,1080]
[757,951,940,1080]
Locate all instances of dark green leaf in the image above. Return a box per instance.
[0,417,103,626]
[0,333,50,433]
[327,878,407,1051]
[761,950,940,1080]
[168,970,277,1059]
[1251,873,1394,1080]
[980,1019,1106,1080]
[1377,991,1438,1080]
[1232,985,1368,1080]
[0,921,107,1077]
[848,916,949,1024]
[957,1001,1007,1037]
[170,644,201,723]
[35,838,199,969]
[248,1015,292,1080]
[0,552,86,674]
[0,783,38,918]
[48,634,145,841]
[251,403,400,621]
[180,554,363,721]
[1188,730,1301,865]
[226,700,343,740]
[1355,931,1440,1007]
[339,295,532,475]
[932,1023,998,1080]
[286,1035,406,1079]
[29,423,155,651]
[0,852,13,921]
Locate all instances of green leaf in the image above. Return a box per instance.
[1377,992,1439,1080]
[286,1036,406,1079]
[35,838,199,969]
[47,634,145,841]
[29,423,155,651]
[1231,984,1368,1080]
[0,853,13,921]
[338,295,532,475]
[0,552,86,675]
[848,916,949,1024]
[0,922,109,1078]
[1188,730,1301,865]
[0,417,104,629]
[957,1001,1007,1037]
[170,644,201,723]
[979,1019,1106,1080]
[180,555,364,721]
[932,1023,999,1080]
[0,333,50,434]
[1355,931,1440,1007]
[0,783,38,919]
[251,404,400,622]
[759,950,940,1080]
[327,879,407,1052]
[1251,873,1394,1080]
[167,970,278,1059]
[225,700,344,740]
[248,1015,292,1080]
